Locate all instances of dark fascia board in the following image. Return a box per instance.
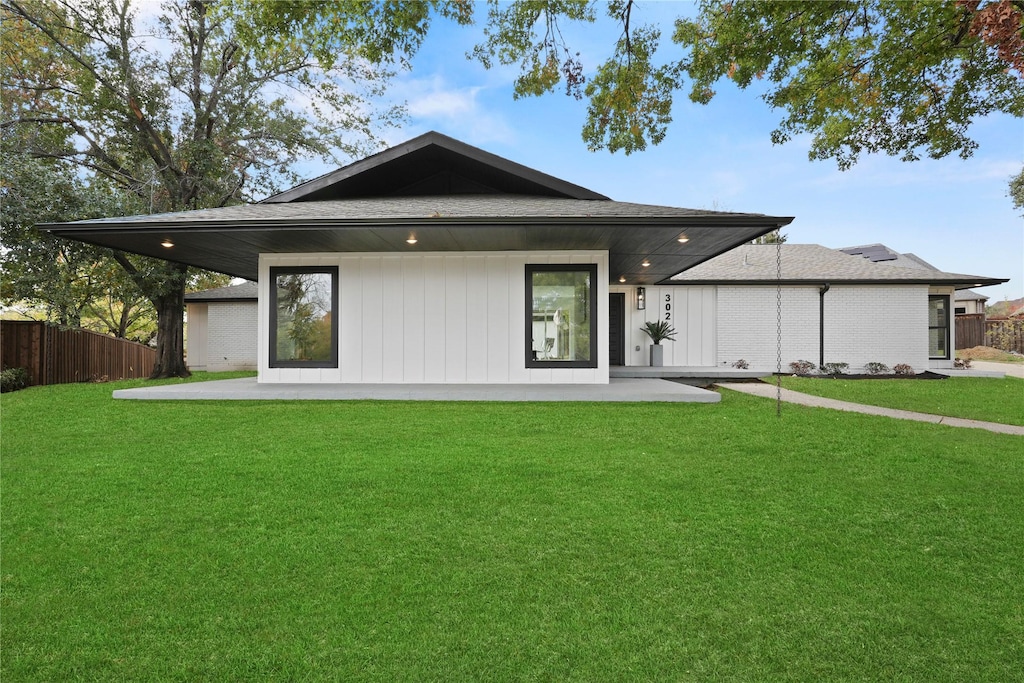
[185,294,258,303]
[260,131,610,203]
[46,213,795,233]
[670,278,1009,288]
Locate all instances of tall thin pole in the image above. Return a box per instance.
[776,239,783,417]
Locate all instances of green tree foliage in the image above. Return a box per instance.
[2,0,399,377]
[674,0,1024,169]
[471,0,1023,166]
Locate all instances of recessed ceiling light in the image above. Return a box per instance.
[641,260,651,267]
[160,239,174,248]
[619,275,626,283]
[406,236,418,244]
[677,235,690,243]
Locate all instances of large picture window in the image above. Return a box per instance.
[526,264,598,368]
[928,295,950,360]
[270,267,338,368]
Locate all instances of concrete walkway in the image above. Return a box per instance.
[718,382,1024,436]
[113,377,721,403]
[971,360,1024,379]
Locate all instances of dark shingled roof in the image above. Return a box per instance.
[45,132,793,284]
[184,281,257,302]
[670,244,1007,289]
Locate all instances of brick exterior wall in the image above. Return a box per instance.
[206,301,258,371]
[717,285,929,373]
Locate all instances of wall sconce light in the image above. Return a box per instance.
[636,287,646,310]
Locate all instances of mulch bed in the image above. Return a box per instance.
[787,372,947,380]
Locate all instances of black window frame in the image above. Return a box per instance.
[928,294,950,360]
[525,264,599,369]
[269,266,339,369]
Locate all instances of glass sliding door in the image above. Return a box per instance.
[928,295,950,359]
[526,264,598,368]
[270,267,339,368]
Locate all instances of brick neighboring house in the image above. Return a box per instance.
[954,290,989,316]
[185,281,257,372]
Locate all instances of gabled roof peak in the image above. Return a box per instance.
[262,131,609,204]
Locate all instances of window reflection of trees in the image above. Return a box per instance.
[276,273,333,362]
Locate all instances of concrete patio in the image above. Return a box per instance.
[112,377,722,402]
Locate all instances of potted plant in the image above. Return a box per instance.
[640,320,676,367]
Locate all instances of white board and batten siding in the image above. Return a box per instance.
[611,286,717,367]
[258,251,609,384]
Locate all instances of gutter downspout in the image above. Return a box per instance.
[819,283,830,369]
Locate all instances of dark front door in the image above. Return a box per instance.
[609,293,626,366]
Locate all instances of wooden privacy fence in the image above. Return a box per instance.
[955,314,985,350]
[1,321,156,386]
[985,318,1024,354]
[955,315,1024,354]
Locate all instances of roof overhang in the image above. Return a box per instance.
[47,213,793,284]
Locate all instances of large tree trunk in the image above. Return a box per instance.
[149,268,190,379]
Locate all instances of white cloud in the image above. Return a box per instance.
[389,75,517,147]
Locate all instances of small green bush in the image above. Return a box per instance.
[1,367,30,393]
[820,362,849,375]
[865,362,890,375]
[893,363,915,376]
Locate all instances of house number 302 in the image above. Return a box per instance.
[664,293,672,321]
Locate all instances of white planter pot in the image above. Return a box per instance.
[650,344,664,367]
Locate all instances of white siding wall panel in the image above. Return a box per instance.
[402,257,426,382]
[611,285,717,367]
[361,257,384,382]
[444,256,468,383]
[466,256,489,383]
[340,256,363,382]
[381,257,405,382]
[423,255,447,383]
[185,303,208,371]
[486,256,510,383]
[259,251,607,384]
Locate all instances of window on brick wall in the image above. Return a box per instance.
[928,295,950,359]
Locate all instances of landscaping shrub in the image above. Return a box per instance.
[1,367,30,393]
[893,363,915,376]
[820,362,849,375]
[954,357,972,369]
[865,362,890,375]
[731,359,749,369]
[789,360,816,375]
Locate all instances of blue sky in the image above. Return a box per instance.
[331,2,1023,304]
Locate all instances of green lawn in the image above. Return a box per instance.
[2,376,1023,681]
[778,376,1024,426]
